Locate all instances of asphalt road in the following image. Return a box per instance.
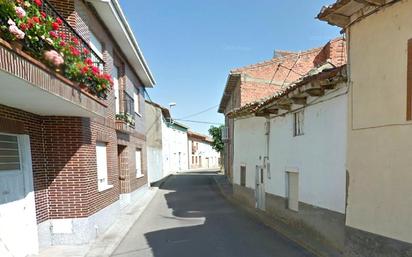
[111,171,316,257]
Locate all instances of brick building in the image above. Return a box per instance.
[218,38,346,181]
[0,0,155,256]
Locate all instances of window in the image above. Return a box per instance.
[124,92,135,121]
[96,142,111,191]
[89,31,104,70]
[221,126,229,141]
[286,171,299,211]
[134,88,140,115]
[135,149,143,178]
[293,111,304,136]
[0,134,20,171]
[240,165,246,187]
[112,66,120,114]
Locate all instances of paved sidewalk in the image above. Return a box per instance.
[211,174,342,257]
[34,186,158,257]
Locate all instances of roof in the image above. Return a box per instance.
[87,0,156,87]
[218,37,346,114]
[228,64,348,118]
[188,131,213,143]
[317,0,399,27]
[145,100,171,119]
[168,121,189,131]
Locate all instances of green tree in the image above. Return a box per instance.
[208,125,224,153]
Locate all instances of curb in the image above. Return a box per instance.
[211,175,342,257]
[85,186,159,257]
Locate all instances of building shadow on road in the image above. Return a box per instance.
[113,173,315,257]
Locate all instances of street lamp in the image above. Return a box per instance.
[169,102,176,124]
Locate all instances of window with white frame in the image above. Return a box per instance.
[134,88,140,115]
[96,142,111,191]
[135,149,143,178]
[293,111,304,136]
[89,31,104,70]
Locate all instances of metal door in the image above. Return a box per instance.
[255,165,266,210]
[0,134,38,257]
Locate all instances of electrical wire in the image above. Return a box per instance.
[177,104,219,120]
[281,52,301,89]
[174,119,223,125]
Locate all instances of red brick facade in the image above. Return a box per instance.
[0,0,149,225]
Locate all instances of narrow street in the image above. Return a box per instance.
[111,171,316,257]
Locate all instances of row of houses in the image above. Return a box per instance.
[0,0,219,256]
[145,101,220,184]
[219,0,412,256]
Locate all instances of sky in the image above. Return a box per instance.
[119,0,340,135]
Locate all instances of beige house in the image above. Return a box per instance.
[318,0,412,256]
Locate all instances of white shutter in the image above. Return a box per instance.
[89,31,104,70]
[135,150,142,178]
[96,142,108,191]
[134,90,140,114]
[112,67,120,114]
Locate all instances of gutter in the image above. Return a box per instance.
[87,0,156,87]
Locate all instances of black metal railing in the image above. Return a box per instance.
[41,0,104,68]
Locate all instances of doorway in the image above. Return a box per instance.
[286,171,299,211]
[0,133,38,257]
[255,165,265,210]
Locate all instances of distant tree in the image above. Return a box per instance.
[208,125,224,153]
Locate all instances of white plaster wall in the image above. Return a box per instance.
[233,116,267,189]
[346,1,412,242]
[161,120,171,176]
[147,146,163,183]
[268,86,347,214]
[189,140,220,169]
[164,125,189,172]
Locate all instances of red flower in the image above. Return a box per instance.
[49,31,58,39]
[84,58,93,66]
[91,66,100,75]
[27,21,34,29]
[69,46,80,56]
[41,12,47,19]
[32,16,40,24]
[51,22,59,31]
[59,41,66,47]
[81,66,89,74]
[71,37,79,45]
[19,23,28,31]
[34,0,42,7]
[59,32,66,40]
[83,48,90,55]
[56,17,63,25]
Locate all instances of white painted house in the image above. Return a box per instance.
[145,101,172,183]
[145,101,190,180]
[188,131,220,170]
[165,121,189,172]
[230,64,348,250]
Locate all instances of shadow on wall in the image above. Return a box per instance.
[114,172,315,257]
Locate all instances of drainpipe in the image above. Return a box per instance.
[264,116,270,178]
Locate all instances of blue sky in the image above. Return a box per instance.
[120,0,340,135]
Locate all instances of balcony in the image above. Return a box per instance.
[115,92,135,134]
[0,0,111,117]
